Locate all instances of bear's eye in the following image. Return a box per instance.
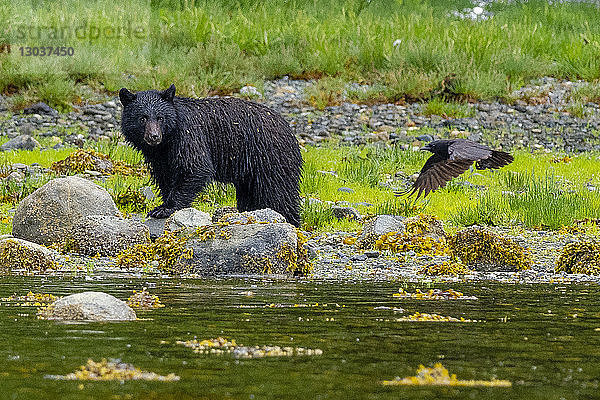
[157,116,163,122]
[140,116,147,124]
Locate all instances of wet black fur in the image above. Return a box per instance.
[119,85,302,226]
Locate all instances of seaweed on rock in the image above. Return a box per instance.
[556,240,600,275]
[448,227,532,271]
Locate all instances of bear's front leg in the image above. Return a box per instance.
[149,173,210,218]
[148,204,177,219]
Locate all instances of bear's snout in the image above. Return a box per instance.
[144,120,162,146]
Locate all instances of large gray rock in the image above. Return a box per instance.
[359,215,405,244]
[0,135,40,151]
[0,237,59,273]
[23,102,57,116]
[187,222,297,275]
[12,176,120,246]
[219,208,287,225]
[165,208,211,232]
[40,291,136,321]
[70,215,150,256]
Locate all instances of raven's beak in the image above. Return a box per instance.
[420,144,431,151]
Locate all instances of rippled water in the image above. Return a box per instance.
[1,275,599,399]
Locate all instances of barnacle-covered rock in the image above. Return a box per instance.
[448,227,532,271]
[187,222,299,275]
[12,176,120,246]
[38,291,136,321]
[70,215,150,256]
[212,206,239,223]
[555,240,600,275]
[216,208,287,225]
[0,237,59,273]
[176,337,323,358]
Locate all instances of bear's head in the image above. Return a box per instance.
[119,84,177,148]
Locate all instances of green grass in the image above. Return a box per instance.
[422,97,475,118]
[2,139,600,232]
[2,0,600,109]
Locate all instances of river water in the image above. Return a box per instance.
[1,276,599,399]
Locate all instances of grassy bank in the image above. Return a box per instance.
[1,140,600,233]
[1,0,599,110]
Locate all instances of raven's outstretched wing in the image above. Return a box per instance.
[448,139,514,170]
[476,150,514,170]
[448,139,492,161]
[395,153,474,199]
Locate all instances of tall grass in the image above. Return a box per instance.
[2,0,600,107]
[451,171,600,229]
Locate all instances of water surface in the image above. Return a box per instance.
[1,276,599,399]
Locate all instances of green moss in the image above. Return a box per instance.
[448,227,532,271]
[555,241,600,275]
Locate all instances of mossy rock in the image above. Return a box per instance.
[556,241,600,275]
[448,227,532,272]
[0,237,59,273]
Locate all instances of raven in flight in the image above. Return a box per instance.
[395,139,513,199]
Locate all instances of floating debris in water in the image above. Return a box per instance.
[126,287,165,310]
[382,363,511,387]
[176,337,323,358]
[45,358,179,381]
[392,288,478,300]
[238,302,343,309]
[1,291,60,306]
[396,312,476,322]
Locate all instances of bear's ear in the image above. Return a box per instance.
[161,84,176,103]
[119,88,136,106]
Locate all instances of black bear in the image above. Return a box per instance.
[119,84,302,227]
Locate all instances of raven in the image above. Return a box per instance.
[395,139,513,199]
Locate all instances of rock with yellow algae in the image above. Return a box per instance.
[555,240,600,275]
[448,227,532,271]
[0,238,59,273]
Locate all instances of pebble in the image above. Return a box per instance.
[0,76,599,153]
